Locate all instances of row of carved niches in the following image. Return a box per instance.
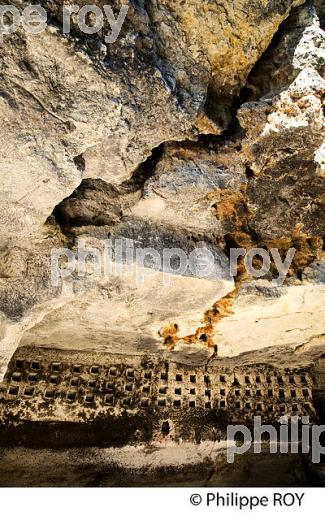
[0,347,316,425]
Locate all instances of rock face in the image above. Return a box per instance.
[0,0,324,359]
[0,0,310,244]
[0,0,324,484]
[0,345,318,436]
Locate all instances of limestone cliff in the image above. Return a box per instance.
[0,0,324,385]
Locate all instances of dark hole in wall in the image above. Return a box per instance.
[161,421,170,435]
[24,387,34,397]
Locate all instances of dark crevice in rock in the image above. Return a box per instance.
[52,179,123,230]
[50,143,165,234]
[121,142,165,193]
[204,83,233,132]
[73,154,86,173]
[239,1,322,102]
[245,166,255,179]
[49,126,242,239]
[314,0,325,29]
[203,81,246,141]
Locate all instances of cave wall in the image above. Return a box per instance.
[0,0,324,393]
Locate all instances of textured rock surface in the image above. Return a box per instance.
[0,446,311,487]
[0,0,325,462]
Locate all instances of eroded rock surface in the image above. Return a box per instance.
[0,0,325,455]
